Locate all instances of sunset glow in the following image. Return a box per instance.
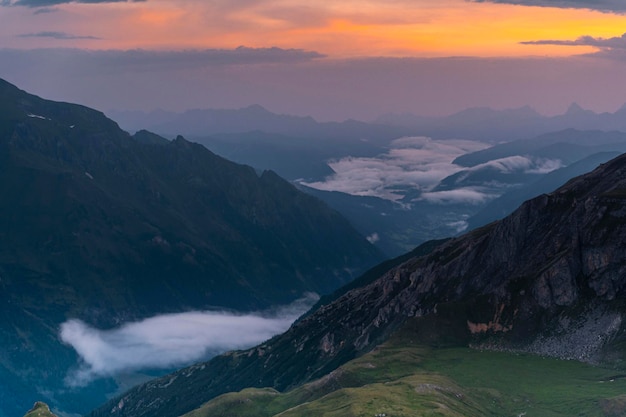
[2,0,626,57]
[3,0,626,119]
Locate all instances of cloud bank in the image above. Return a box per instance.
[302,137,489,200]
[420,188,496,205]
[468,0,626,13]
[521,32,626,60]
[60,293,318,386]
[303,138,564,205]
[418,155,563,204]
[522,33,626,48]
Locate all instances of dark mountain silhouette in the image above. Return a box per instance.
[89,149,626,417]
[0,78,384,417]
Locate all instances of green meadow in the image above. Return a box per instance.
[183,324,626,417]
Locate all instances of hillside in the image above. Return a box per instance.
[0,78,384,417]
[90,150,626,417]
[181,325,626,417]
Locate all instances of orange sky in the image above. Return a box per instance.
[3,0,626,58]
[3,0,626,119]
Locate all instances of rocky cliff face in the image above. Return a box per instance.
[91,152,626,417]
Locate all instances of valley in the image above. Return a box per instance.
[4,0,626,416]
[88,147,626,417]
[0,78,384,417]
[2,38,626,417]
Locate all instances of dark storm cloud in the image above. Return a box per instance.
[18,31,100,39]
[467,0,626,13]
[1,0,144,6]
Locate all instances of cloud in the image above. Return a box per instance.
[366,232,380,244]
[521,32,626,60]
[60,293,319,387]
[447,219,470,234]
[525,158,564,174]
[420,188,497,205]
[467,0,626,13]
[301,137,489,201]
[521,33,626,48]
[18,31,100,40]
[32,6,57,13]
[2,0,144,6]
[302,139,563,205]
[108,46,326,68]
[468,155,563,175]
[5,47,324,73]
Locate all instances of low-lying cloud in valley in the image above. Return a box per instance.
[302,137,563,204]
[60,293,318,387]
[302,137,489,200]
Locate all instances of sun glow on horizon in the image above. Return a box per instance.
[2,0,626,58]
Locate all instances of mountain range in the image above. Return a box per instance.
[108,105,411,144]
[111,102,626,145]
[0,78,384,417]
[195,128,626,257]
[5,77,626,417]
[377,102,626,142]
[89,141,626,417]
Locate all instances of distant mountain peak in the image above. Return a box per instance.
[565,102,591,115]
[616,102,626,114]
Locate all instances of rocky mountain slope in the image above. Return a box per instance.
[0,78,383,417]
[91,150,626,417]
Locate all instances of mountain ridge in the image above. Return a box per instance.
[88,151,626,417]
[376,103,626,141]
[0,78,384,417]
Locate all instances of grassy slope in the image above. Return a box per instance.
[22,403,57,417]
[183,320,626,417]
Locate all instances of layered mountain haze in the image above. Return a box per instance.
[109,105,412,145]
[131,103,626,257]
[90,150,626,417]
[377,103,626,142]
[0,79,384,417]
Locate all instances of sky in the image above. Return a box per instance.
[1,0,626,119]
